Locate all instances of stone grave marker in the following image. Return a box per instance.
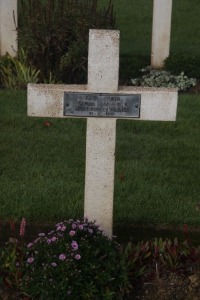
[0,0,18,56]
[28,29,178,237]
[151,0,173,68]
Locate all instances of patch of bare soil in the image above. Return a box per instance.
[188,80,200,94]
[133,271,200,300]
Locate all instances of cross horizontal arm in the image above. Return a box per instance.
[28,84,178,121]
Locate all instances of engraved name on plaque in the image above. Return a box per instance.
[64,92,141,118]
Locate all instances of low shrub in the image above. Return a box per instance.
[164,54,200,79]
[21,219,129,299]
[131,67,196,91]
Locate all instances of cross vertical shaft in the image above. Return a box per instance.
[84,30,120,237]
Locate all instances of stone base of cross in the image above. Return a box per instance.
[28,30,178,237]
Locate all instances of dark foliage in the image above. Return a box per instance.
[119,54,150,85]
[164,54,200,79]
[18,0,116,84]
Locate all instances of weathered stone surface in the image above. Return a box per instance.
[88,29,119,93]
[84,118,116,235]
[28,84,87,118]
[0,0,18,56]
[151,0,172,68]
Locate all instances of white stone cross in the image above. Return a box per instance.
[28,29,178,237]
[151,0,173,68]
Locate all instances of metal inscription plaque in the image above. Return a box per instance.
[63,92,141,118]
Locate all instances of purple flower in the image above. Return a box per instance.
[69,230,76,236]
[51,262,57,267]
[61,225,66,232]
[47,239,52,244]
[38,232,45,237]
[59,254,66,261]
[88,229,93,234]
[74,254,81,260]
[78,225,83,230]
[51,236,57,242]
[27,242,33,248]
[27,257,34,264]
[71,241,78,250]
[72,223,77,229]
[56,226,62,231]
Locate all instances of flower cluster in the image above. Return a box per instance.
[22,219,128,299]
[25,219,90,267]
[131,67,196,91]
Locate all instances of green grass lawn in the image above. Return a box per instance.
[1,90,200,228]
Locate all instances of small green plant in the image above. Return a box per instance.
[21,219,129,299]
[0,242,24,291]
[131,67,196,91]
[0,51,40,89]
[0,218,26,293]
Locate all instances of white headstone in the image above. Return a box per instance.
[28,29,178,237]
[0,0,18,56]
[151,0,172,68]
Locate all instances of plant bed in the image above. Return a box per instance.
[188,80,200,94]
[1,268,200,299]
[133,271,200,300]
[1,220,200,299]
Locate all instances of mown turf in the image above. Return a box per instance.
[0,90,86,221]
[1,91,200,227]
[114,94,200,226]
